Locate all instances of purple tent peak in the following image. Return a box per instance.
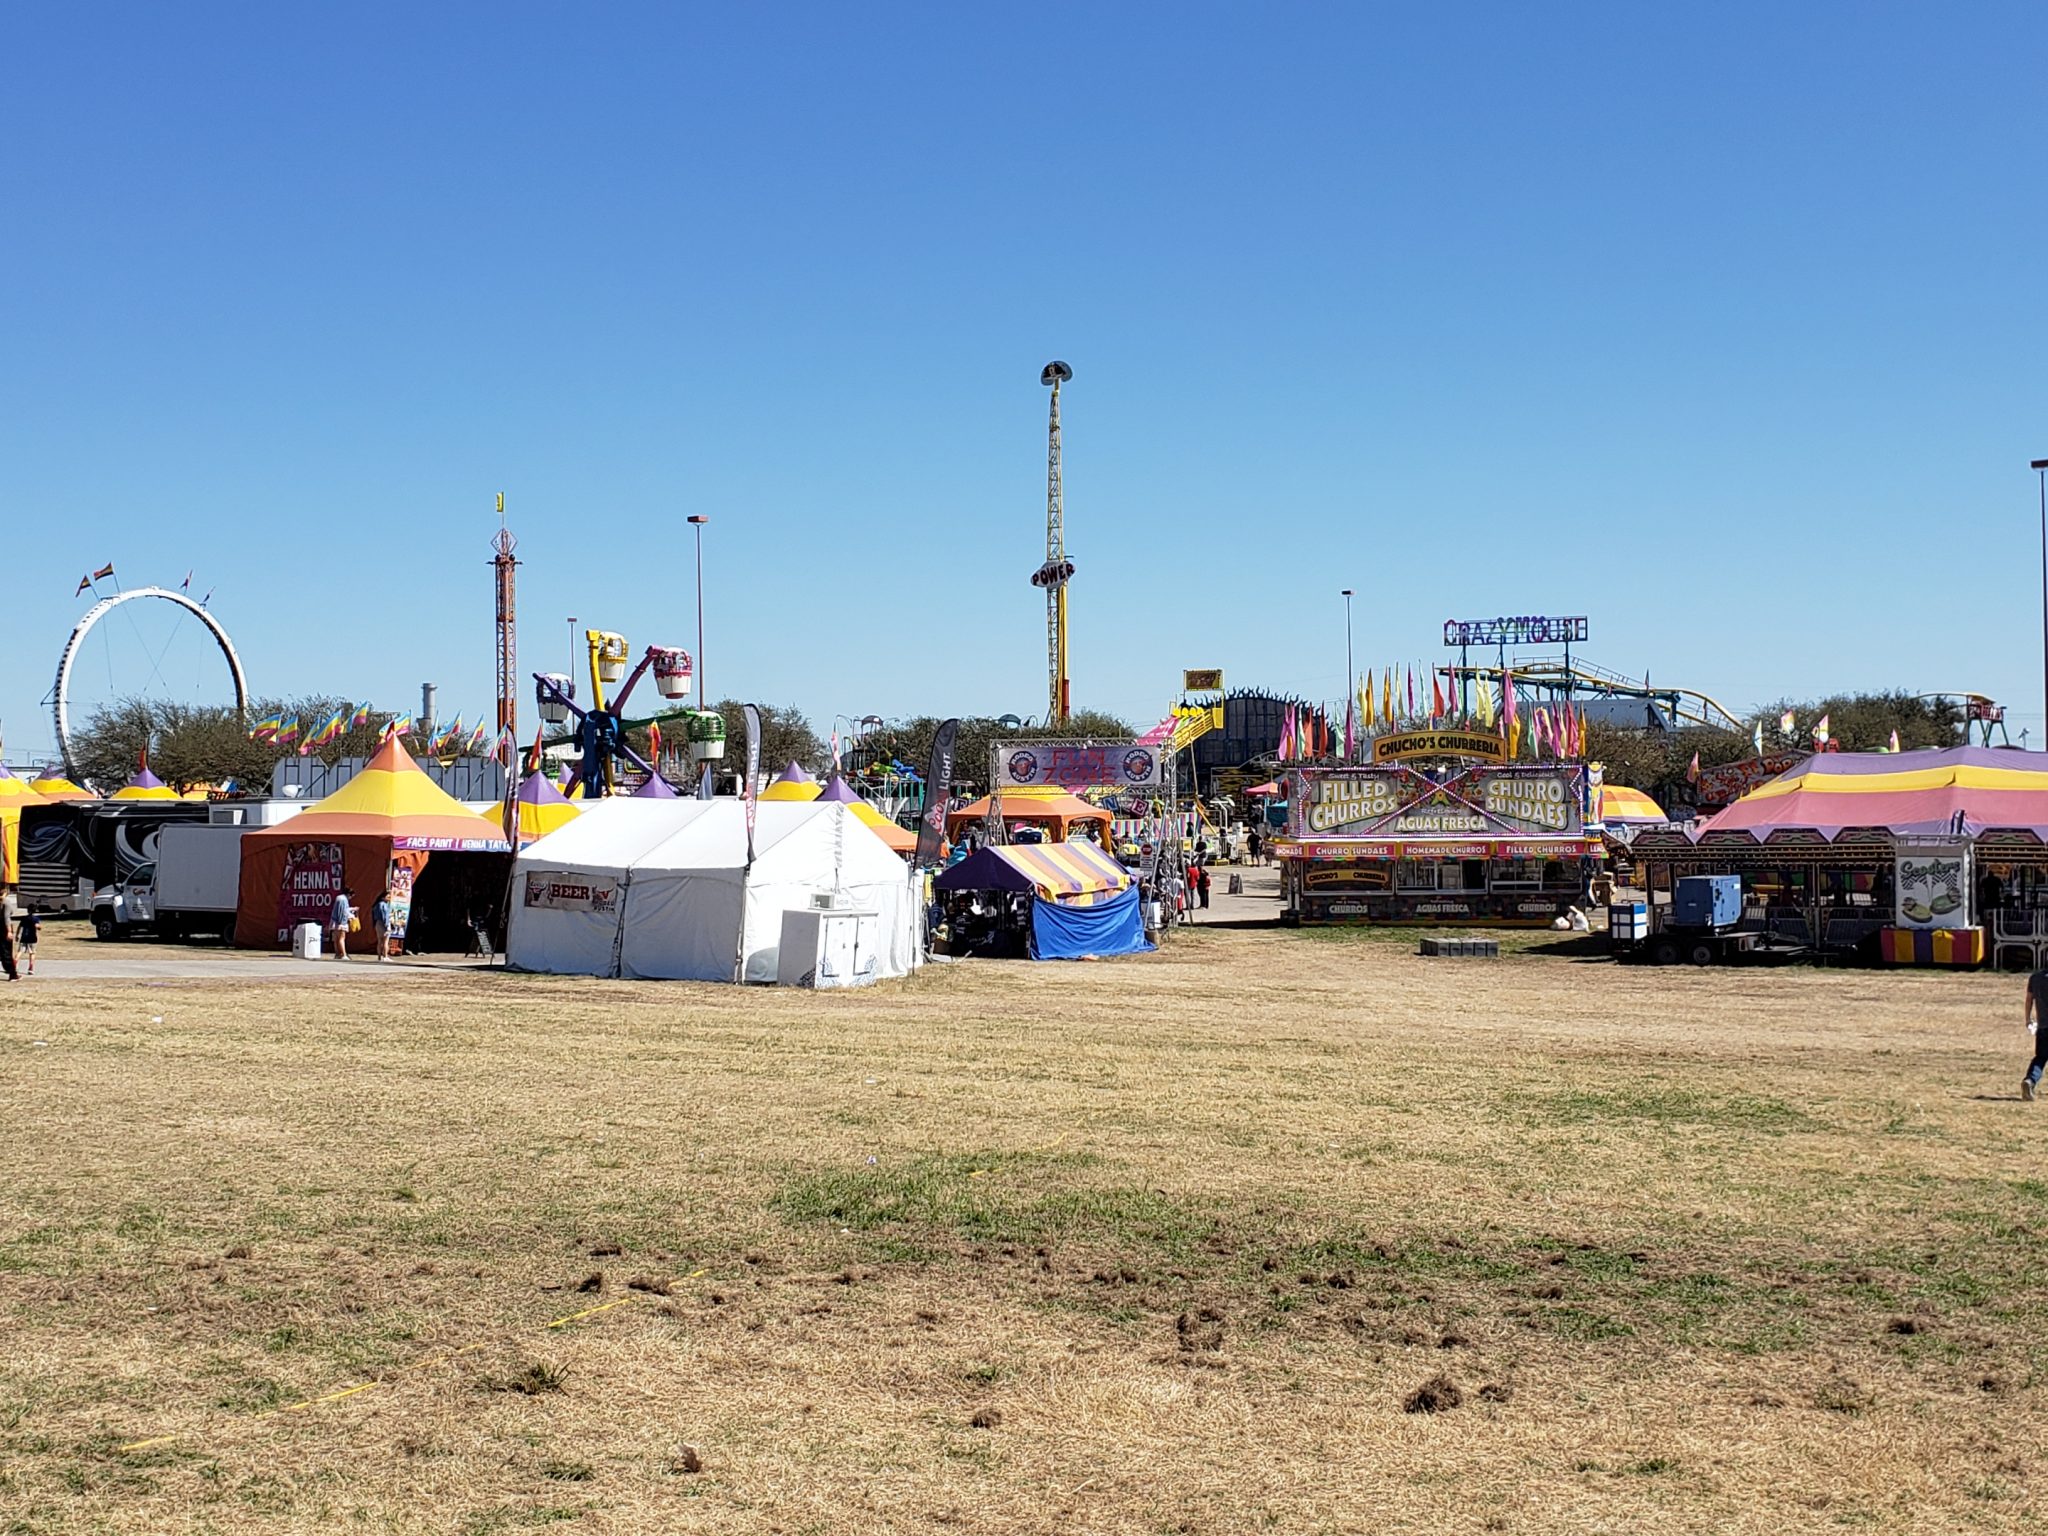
[128,766,165,789]
[634,772,679,799]
[516,773,570,806]
[773,760,817,785]
[817,774,860,804]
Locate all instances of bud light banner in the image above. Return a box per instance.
[915,717,960,868]
[996,740,1164,790]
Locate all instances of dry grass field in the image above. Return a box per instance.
[4,920,2047,1533]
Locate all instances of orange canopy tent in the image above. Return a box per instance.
[945,787,1112,840]
[234,736,512,949]
[850,800,916,855]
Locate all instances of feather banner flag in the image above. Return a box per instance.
[1343,695,1355,762]
[1779,709,1796,739]
[1406,666,1416,722]
[1502,671,1518,738]
[1431,671,1445,722]
[1359,674,1373,731]
[1888,728,1901,754]
[1381,668,1393,726]
[1687,750,1701,783]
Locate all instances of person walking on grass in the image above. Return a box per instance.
[2026,966,2048,1101]
[15,908,38,976]
[372,888,392,962]
[329,887,355,961]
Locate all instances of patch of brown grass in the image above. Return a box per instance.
[1,923,2046,1531]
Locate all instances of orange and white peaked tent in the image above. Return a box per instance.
[234,735,511,948]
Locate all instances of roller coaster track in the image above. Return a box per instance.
[1442,656,1747,733]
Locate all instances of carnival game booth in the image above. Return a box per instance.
[932,838,1151,960]
[234,737,513,952]
[1631,746,2048,966]
[506,798,916,983]
[1275,760,1599,926]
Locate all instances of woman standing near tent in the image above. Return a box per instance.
[329,888,355,960]
[372,889,393,962]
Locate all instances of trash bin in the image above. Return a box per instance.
[292,922,323,959]
[1227,873,1243,895]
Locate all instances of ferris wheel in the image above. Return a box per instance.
[50,587,249,780]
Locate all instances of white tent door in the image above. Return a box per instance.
[619,867,747,981]
[506,867,633,978]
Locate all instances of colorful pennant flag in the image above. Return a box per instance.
[1687,750,1701,783]
[1752,720,1764,755]
[1888,728,1901,754]
[1812,713,1830,746]
[1779,709,1796,739]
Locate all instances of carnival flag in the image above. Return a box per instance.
[1889,728,1901,754]
[349,703,372,731]
[1812,713,1830,746]
[647,719,663,770]
[1343,696,1355,762]
[1687,750,1701,783]
[742,703,763,866]
[74,573,91,596]
[1431,671,1445,722]
[1502,671,1518,737]
[697,761,716,799]
[528,722,546,774]
[914,717,959,867]
[1753,719,1764,756]
[1779,709,1796,739]
[93,563,115,582]
[1359,675,1373,731]
[1406,666,1416,721]
[1382,668,1393,726]
[830,728,841,773]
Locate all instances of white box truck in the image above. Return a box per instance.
[92,801,304,942]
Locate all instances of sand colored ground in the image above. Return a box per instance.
[2,918,2045,1533]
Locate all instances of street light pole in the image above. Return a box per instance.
[2033,461,2048,739]
[1341,589,1355,762]
[688,515,709,708]
[566,616,578,691]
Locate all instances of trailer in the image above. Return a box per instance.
[1611,874,1803,965]
[18,801,208,913]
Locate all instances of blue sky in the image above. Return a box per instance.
[5,3,2047,763]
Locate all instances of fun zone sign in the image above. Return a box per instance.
[1295,765,1586,839]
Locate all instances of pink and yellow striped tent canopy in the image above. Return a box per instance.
[1704,746,2048,840]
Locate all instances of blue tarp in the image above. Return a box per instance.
[1029,882,1153,961]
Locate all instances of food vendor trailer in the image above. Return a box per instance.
[1274,753,1599,926]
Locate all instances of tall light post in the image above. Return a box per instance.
[688,515,709,708]
[1341,589,1355,760]
[566,616,578,689]
[2034,460,2048,736]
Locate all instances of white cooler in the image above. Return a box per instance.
[292,922,323,959]
[776,907,881,988]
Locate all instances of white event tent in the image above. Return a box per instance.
[506,798,917,983]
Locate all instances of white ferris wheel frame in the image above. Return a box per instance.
[52,586,250,780]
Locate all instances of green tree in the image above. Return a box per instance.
[858,709,1137,796]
